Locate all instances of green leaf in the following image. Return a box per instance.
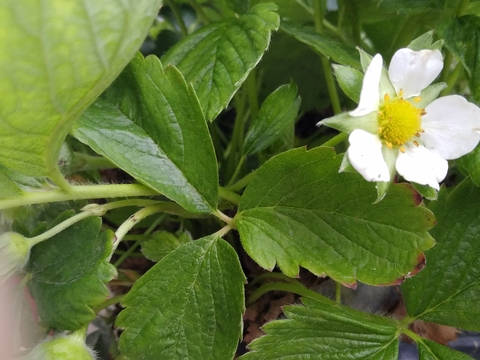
[0,0,162,182]
[457,145,480,187]
[417,338,474,360]
[251,0,313,22]
[332,64,363,103]
[72,55,218,214]
[412,182,438,201]
[117,235,245,360]
[162,3,280,121]
[402,179,480,331]
[376,0,444,15]
[280,20,360,69]
[241,297,399,359]
[243,82,301,156]
[439,15,480,102]
[407,30,443,51]
[0,165,24,199]
[234,147,435,286]
[25,216,116,330]
[141,230,192,262]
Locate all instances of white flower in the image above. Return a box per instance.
[322,48,480,191]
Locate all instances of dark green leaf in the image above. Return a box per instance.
[141,231,192,262]
[0,0,161,181]
[241,297,399,359]
[235,147,435,285]
[251,0,312,22]
[26,216,116,330]
[117,235,245,360]
[457,145,480,186]
[162,3,280,121]
[439,15,480,102]
[72,55,218,214]
[402,179,480,331]
[376,0,444,15]
[243,82,301,155]
[280,20,360,69]
[417,338,474,359]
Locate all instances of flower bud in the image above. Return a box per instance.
[26,332,96,360]
[0,232,30,282]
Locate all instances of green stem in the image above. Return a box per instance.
[440,50,453,84]
[441,61,462,97]
[111,205,170,257]
[167,0,189,38]
[248,272,299,287]
[92,294,126,313]
[228,169,257,192]
[28,211,93,246]
[247,280,335,306]
[213,209,233,225]
[227,155,246,187]
[226,93,248,180]
[246,69,259,120]
[322,132,348,147]
[188,0,210,24]
[113,240,142,268]
[218,186,241,205]
[0,183,159,210]
[335,281,342,304]
[314,0,341,115]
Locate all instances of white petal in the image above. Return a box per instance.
[395,145,448,190]
[349,54,382,117]
[421,95,480,160]
[388,48,443,99]
[347,129,390,182]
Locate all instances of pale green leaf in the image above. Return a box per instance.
[402,179,480,331]
[117,235,245,360]
[243,82,301,155]
[162,3,280,121]
[234,147,435,285]
[0,0,162,182]
[241,297,399,359]
[25,215,117,330]
[332,64,363,103]
[72,55,218,214]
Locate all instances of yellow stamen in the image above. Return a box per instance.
[377,90,424,148]
[414,97,421,103]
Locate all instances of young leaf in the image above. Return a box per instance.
[241,297,399,359]
[243,82,301,156]
[234,147,435,286]
[332,64,363,103]
[280,20,360,69]
[439,16,480,102]
[162,3,280,121]
[72,55,218,214]
[457,145,480,187]
[402,179,480,331]
[0,0,161,182]
[417,338,473,360]
[141,231,192,262]
[25,216,116,330]
[117,235,245,360]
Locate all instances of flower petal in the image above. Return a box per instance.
[421,95,480,160]
[395,145,448,190]
[347,129,390,182]
[349,54,382,117]
[388,48,443,99]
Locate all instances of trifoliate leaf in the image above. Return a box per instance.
[241,297,399,359]
[402,179,480,331]
[141,231,192,262]
[25,216,117,330]
[243,82,301,156]
[117,235,245,360]
[234,146,435,286]
[73,54,218,214]
[0,0,162,183]
[162,3,280,121]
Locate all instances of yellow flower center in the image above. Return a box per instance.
[377,93,424,150]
